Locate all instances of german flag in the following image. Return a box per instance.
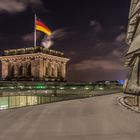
[36,20,52,36]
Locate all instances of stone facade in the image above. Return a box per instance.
[0,46,69,82]
[124,0,140,94]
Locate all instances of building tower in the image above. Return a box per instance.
[124,0,140,94]
[0,46,69,82]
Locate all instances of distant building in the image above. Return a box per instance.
[124,0,140,94]
[94,80,120,85]
[0,46,69,82]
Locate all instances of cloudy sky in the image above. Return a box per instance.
[0,0,131,82]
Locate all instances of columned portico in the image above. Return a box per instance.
[0,46,69,82]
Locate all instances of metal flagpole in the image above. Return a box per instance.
[34,14,37,47]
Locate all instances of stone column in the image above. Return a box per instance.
[14,62,19,77]
[9,62,14,77]
[54,62,58,77]
[18,63,23,76]
[31,59,39,79]
[51,62,55,77]
[57,63,61,77]
[50,62,57,77]
[44,60,49,76]
[22,61,27,76]
[43,60,46,76]
[1,61,8,80]
[61,62,66,79]
[39,59,44,80]
[46,62,49,76]
[48,61,52,77]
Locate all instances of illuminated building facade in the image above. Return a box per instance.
[0,46,69,82]
[124,0,140,94]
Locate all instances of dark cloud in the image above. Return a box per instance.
[115,32,126,42]
[67,68,128,82]
[70,59,124,71]
[61,26,128,82]
[0,0,44,14]
[89,20,102,32]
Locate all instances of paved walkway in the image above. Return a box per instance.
[0,93,140,140]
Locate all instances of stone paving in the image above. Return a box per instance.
[0,93,140,140]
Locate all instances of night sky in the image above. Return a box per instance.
[0,0,131,82]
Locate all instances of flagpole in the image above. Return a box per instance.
[34,14,37,47]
